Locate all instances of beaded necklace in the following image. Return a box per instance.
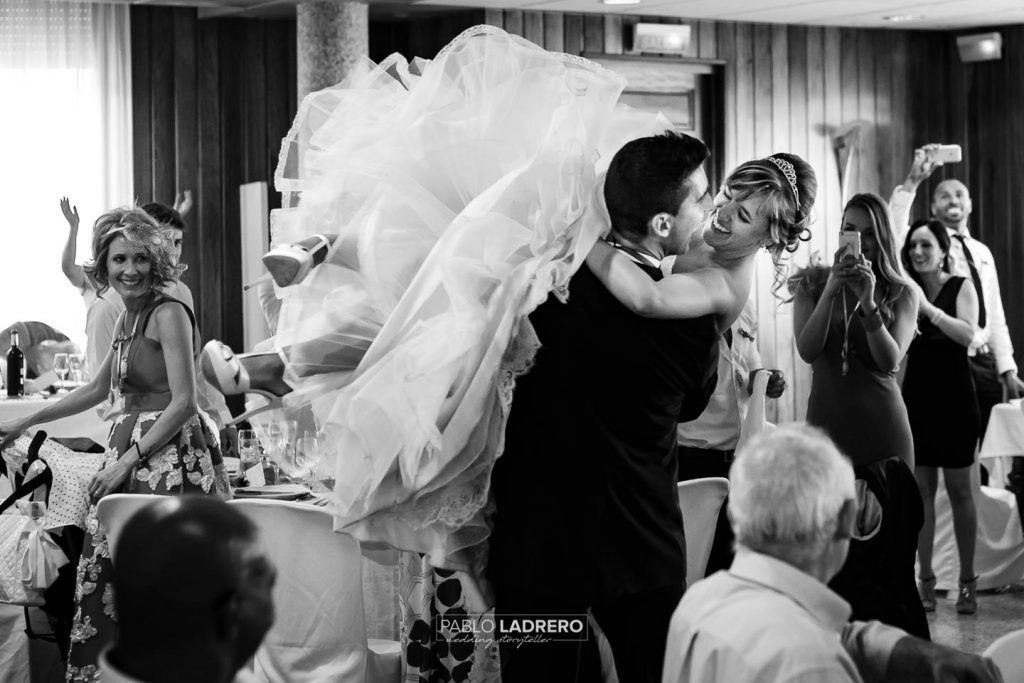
[113,310,141,393]
[840,289,860,377]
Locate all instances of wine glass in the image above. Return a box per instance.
[53,353,69,392]
[68,354,85,386]
[237,429,259,472]
[257,422,283,485]
[294,433,319,486]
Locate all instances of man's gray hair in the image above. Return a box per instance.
[729,424,855,561]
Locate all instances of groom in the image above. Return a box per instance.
[488,131,717,683]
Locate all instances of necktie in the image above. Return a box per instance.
[951,233,987,329]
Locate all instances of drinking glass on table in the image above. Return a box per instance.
[294,433,319,486]
[68,354,85,386]
[53,353,69,391]
[258,422,283,484]
[237,429,259,472]
[279,419,298,457]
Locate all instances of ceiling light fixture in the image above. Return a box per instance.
[883,14,924,22]
[602,0,642,5]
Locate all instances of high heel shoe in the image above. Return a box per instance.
[956,576,978,615]
[200,341,288,425]
[918,575,937,612]
[262,234,336,287]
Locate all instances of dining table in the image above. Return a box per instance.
[979,398,1024,489]
[930,399,1024,590]
[0,394,110,446]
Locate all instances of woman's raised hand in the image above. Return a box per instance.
[839,255,877,309]
[823,249,854,298]
[60,196,79,230]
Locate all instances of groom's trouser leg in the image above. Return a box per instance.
[590,583,685,683]
[494,584,601,683]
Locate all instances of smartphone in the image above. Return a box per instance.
[931,144,962,164]
[838,230,861,259]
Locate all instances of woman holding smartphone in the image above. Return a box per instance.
[791,192,927,638]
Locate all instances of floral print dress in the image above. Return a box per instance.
[67,296,230,682]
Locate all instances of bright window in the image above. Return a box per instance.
[0,0,132,350]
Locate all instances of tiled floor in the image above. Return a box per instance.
[928,584,1024,654]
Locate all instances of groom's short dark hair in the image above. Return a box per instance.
[604,131,710,241]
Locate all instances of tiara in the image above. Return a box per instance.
[765,156,800,205]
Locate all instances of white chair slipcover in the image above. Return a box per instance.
[983,627,1024,681]
[229,499,401,682]
[677,477,730,588]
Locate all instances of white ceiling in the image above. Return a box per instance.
[116,0,1024,29]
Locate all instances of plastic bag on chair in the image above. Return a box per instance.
[0,501,69,606]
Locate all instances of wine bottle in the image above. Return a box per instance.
[7,329,25,397]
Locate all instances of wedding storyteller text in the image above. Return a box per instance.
[435,614,588,643]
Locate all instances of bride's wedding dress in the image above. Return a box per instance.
[261,25,670,570]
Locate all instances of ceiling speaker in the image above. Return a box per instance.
[956,32,1002,63]
[633,23,691,55]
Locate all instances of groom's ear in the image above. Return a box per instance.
[649,213,673,238]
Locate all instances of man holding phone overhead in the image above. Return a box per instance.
[888,145,1024,436]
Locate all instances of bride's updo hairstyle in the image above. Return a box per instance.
[724,153,816,270]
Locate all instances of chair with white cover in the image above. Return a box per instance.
[95,493,161,562]
[677,477,730,588]
[983,627,1024,681]
[229,499,401,683]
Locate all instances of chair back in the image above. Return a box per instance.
[95,494,160,562]
[676,477,729,587]
[229,499,370,682]
[983,627,1024,680]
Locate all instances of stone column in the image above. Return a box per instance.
[296,0,369,101]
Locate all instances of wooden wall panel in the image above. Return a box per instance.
[138,9,1022,421]
[131,7,297,350]
[130,15,152,200]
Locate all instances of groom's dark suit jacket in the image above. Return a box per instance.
[489,259,719,603]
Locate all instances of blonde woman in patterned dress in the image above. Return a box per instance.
[0,208,230,681]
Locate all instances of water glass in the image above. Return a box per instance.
[237,429,259,471]
[294,434,319,485]
[68,353,85,386]
[53,353,69,391]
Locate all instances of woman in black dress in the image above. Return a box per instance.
[901,219,981,614]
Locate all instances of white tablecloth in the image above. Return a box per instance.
[926,400,1024,590]
[0,396,109,446]
[979,399,1023,489]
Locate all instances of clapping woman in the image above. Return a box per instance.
[901,219,981,614]
[0,208,230,679]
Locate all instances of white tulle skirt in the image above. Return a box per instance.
[259,25,670,570]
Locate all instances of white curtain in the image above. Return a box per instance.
[0,0,132,350]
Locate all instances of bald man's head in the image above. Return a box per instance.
[931,179,972,230]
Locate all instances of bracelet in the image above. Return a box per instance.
[929,308,944,325]
[127,441,146,463]
[862,308,884,332]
